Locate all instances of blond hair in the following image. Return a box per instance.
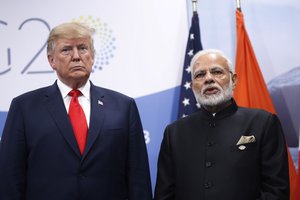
[47,22,95,57]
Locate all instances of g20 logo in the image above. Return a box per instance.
[0,18,52,75]
[0,16,116,75]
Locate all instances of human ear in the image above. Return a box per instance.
[232,73,238,90]
[47,55,56,70]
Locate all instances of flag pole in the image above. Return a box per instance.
[236,0,242,11]
[192,0,197,13]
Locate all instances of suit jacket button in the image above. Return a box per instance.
[204,182,213,189]
[209,122,215,127]
[205,161,212,168]
[207,141,215,147]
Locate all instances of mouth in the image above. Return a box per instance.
[203,86,220,95]
[70,66,85,71]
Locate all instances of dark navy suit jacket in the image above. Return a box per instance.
[0,81,152,200]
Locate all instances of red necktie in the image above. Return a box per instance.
[68,89,88,155]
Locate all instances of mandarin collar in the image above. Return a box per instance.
[199,99,238,120]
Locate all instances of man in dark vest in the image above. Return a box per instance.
[154,49,289,200]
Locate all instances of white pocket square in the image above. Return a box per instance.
[236,135,256,145]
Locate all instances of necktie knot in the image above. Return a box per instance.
[68,89,82,98]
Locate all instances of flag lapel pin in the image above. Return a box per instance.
[98,100,104,106]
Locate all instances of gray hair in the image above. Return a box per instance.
[190,49,233,79]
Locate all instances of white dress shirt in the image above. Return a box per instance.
[56,79,91,127]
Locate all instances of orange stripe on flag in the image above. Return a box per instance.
[233,9,298,200]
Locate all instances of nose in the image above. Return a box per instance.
[72,48,80,61]
[204,72,214,84]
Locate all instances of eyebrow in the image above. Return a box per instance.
[60,43,89,49]
[194,66,225,73]
[209,66,225,70]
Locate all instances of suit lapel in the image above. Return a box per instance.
[44,83,82,158]
[82,84,105,159]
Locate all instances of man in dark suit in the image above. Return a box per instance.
[0,22,152,200]
[154,49,289,200]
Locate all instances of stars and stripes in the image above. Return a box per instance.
[177,12,203,119]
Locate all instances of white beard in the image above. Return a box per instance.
[193,80,233,107]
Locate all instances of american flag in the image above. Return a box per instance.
[177,11,203,119]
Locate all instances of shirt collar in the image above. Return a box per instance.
[56,79,90,100]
